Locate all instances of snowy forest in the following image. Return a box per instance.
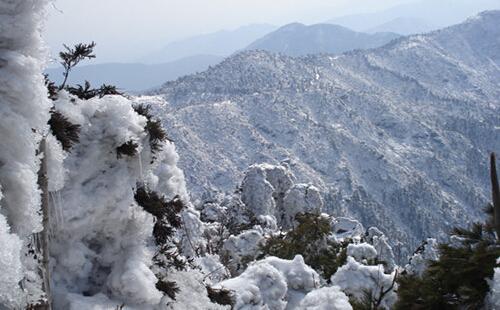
[1,1,500,309]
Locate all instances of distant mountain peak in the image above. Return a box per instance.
[244,23,400,57]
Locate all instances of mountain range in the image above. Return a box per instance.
[328,0,500,34]
[149,11,500,250]
[45,54,224,92]
[245,23,400,56]
[47,23,401,91]
[140,24,277,64]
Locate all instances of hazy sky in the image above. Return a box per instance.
[44,0,414,63]
[44,0,499,64]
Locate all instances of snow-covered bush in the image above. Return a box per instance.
[222,228,265,276]
[219,255,320,309]
[403,238,438,276]
[331,257,397,309]
[366,227,396,273]
[332,217,365,241]
[260,213,350,279]
[299,286,352,310]
[281,183,323,229]
[346,243,378,263]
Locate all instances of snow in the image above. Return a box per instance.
[195,254,230,284]
[0,213,23,309]
[221,261,288,309]
[332,217,365,241]
[346,243,377,262]
[220,255,320,309]
[241,164,276,217]
[45,134,66,192]
[161,270,229,310]
[41,90,230,309]
[0,0,51,306]
[404,238,439,276]
[47,94,178,307]
[299,286,352,310]
[239,164,327,229]
[488,258,500,309]
[331,257,397,309]
[282,183,323,228]
[367,227,396,272]
[2,4,500,308]
[222,229,264,275]
[0,0,50,236]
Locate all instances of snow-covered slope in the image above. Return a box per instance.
[150,11,500,250]
[245,23,400,57]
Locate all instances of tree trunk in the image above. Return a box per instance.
[34,138,52,310]
[491,153,500,239]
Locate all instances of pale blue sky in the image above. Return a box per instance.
[44,0,499,63]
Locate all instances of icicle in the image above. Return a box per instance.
[48,192,58,239]
[57,190,65,228]
[137,151,144,182]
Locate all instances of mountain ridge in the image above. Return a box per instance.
[149,11,500,249]
[45,54,224,92]
[244,22,400,57]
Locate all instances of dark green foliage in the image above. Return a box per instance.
[395,156,500,309]
[153,219,174,245]
[206,286,234,307]
[133,103,153,118]
[133,103,171,154]
[54,42,122,100]
[66,81,123,100]
[350,290,378,310]
[48,110,81,151]
[396,226,500,309]
[97,84,122,98]
[66,80,96,100]
[146,119,170,153]
[44,74,58,101]
[134,185,188,300]
[134,186,185,223]
[116,140,138,158]
[59,42,96,89]
[260,213,350,279]
[156,279,180,300]
[134,185,166,217]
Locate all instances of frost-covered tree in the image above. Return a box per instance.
[0,0,52,308]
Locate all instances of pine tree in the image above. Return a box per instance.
[58,42,96,90]
[134,185,187,300]
[260,212,350,279]
[395,153,500,309]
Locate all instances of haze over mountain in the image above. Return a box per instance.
[150,11,500,250]
[141,24,276,64]
[245,23,400,56]
[45,54,224,92]
[329,0,500,34]
[366,17,436,35]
